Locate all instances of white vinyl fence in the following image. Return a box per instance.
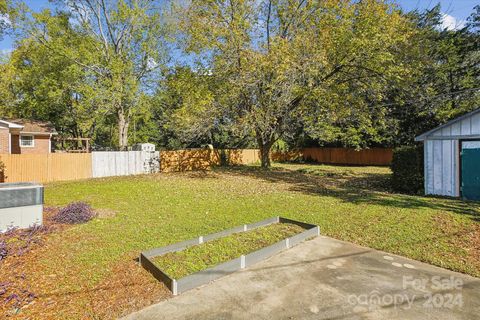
[92,151,160,178]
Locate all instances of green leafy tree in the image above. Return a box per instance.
[6,39,99,138]
[180,0,414,167]
[1,10,111,144]
[383,4,480,146]
[13,0,170,149]
[149,66,255,149]
[0,57,17,117]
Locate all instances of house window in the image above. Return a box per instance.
[20,135,35,147]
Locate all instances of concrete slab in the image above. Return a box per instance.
[125,236,480,320]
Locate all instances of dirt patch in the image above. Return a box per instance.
[1,251,170,319]
[96,208,118,219]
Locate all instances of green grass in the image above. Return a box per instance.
[18,162,477,318]
[152,223,304,279]
[42,163,480,291]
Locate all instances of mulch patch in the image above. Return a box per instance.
[0,208,171,319]
[0,207,62,318]
[83,254,171,319]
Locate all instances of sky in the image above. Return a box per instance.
[1,0,479,54]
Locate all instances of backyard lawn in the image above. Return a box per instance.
[1,163,479,319]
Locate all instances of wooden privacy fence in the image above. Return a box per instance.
[0,153,92,183]
[300,148,393,166]
[0,147,392,183]
[159,149,260,172]
[160,149,220,172]
[220,149,260,166]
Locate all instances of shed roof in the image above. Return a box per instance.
[415,108,480,141]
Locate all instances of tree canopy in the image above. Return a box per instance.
[0,0,478,167]
[179,0,415,166]
[8,0,171,149]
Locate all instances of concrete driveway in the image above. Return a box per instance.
[125,236,480,320]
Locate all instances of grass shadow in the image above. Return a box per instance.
[216,165,480,223]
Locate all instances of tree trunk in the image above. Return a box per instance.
[118,109,129,151]
[257,133,275,168]
[259,144,271,168]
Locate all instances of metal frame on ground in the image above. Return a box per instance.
[140,216,320,295]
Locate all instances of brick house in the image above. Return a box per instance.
[0,119,57,154]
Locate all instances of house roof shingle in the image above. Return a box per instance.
[1,119,57,135]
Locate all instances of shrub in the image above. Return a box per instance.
[52,202,96,224]
[391,145,424,194]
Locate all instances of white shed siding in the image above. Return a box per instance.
[451,121,461,135]
[425,139,459,197]
[434,117,479,137]
[453,113,480,136]
[472,113,480,134]
[461,118,470,135]
[442,140,450,194]
[432,140,442,193]
[425,140,434,193]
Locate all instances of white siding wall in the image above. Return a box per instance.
[425,139,459,197]
[92,151,160,178]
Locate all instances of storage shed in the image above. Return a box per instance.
[415,108,480,200]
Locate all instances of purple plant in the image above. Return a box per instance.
[5,293,20,305]
[0,283,8,296]
[52,202,96,224]
[20,224,49,238]
[0,241,7,262]
[3,289,36,309]
[0,225,51,262]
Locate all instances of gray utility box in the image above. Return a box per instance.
[0,183,43,232]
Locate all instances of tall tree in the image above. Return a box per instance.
[2,9,109,143]
[180,0,413,167]
[13,0,170,149]
[5,38,102,139]
[383,4,480,146]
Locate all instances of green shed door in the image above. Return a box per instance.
[462,141,480,201]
